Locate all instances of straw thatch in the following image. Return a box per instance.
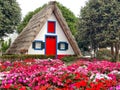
[6,1,82,56]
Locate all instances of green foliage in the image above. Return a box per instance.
[0,39,11,53]
[0,0,21,39]
[17,2,77,36]
[77,0,120,61]
[96,48,112,60]
[77,0,120,52]
[61,55,77,62]
[0,54,55,62]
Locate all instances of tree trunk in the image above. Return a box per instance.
[111,43,114,57]
[117,43,120,62]
[115,42,119,62]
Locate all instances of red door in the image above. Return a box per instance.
[46,36,57,56]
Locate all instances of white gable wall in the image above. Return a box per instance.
[28,13,75,55]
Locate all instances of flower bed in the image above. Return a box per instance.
[0,59,120,90]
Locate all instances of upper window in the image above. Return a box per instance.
[48,21,56,33]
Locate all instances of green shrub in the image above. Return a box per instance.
[0,39,11,53]
[0,54,55,62]
[61,55,77,62]
[96,48,112,60]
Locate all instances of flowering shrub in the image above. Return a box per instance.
[0,59,119,90]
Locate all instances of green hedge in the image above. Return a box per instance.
[0,54,55,62]
[61,55,77,62]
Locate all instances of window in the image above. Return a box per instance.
[60,43,66,50]
[48,21,56,33]
[35,42,42,49]
[58,42,68,51]
[32,40,44,50]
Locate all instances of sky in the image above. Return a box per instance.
[16,0,88,18]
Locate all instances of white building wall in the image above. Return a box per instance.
[28,13,75,55]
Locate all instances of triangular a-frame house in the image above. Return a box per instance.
[6,1,82,58]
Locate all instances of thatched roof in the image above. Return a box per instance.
[6,1,82,56]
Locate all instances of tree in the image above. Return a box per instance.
[77,0,120,60]
[17,2,77,36]
[77,0,103,57]
[0,0,21,39]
